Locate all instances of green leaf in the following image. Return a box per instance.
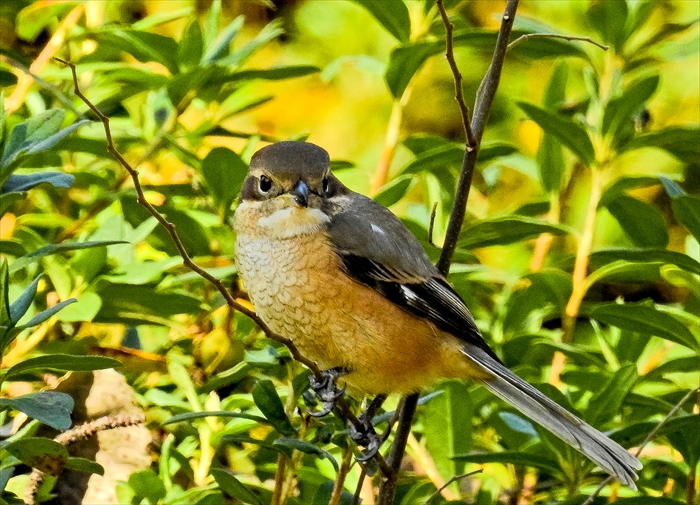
[587,0,629,51]
[598,175,659,208]
[9,240,128,274]
[204,0,222,48]
[95,283,202,325]
[65,457,104,476]
[374,175,416,208]
[603,75,659,145]
[128,469,166,504]
[0,192,25,216]
[1,172,74,194]
[662,415,700,467]
[402,144,464,174]
[178,20,204,72]
[589,247,700,275]
[251,380,296,436]
[211,468,263,505]
[605,195,669,248]
[423,380,472,481]
[15,2,77,42]
[353,0,411,43]
[0,260,11,326]
[272,438,338,471]
[620,126,700,163]
[58,291,102,323]
[479,141,519,163]
[2,354,121,383]
[459,216,571,249]
[538,62,568,193]
[590,303,699,351]
[214,66,320,84]
[660,177,700,241]
[3,437,68,475]
[92,29,179,75]
[0,391,73,431]
[585,364,638,426]
[385,42,441,98]
[163,411,267,425]
[218,20,284,67]
[454,29,587,60]
[201,16,244,65]
[518,102,595,166]
[200,147,248,214]
[452,451,561,474]
[9,275,41,325]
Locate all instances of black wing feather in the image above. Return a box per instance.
[338,253,502,364]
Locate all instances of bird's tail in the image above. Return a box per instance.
[463,347,642,490]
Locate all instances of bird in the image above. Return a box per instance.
[233,141,642,489]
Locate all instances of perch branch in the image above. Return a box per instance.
[58,58,382,471]
[376,2,520,503]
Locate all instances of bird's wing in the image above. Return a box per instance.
[327,193,501,362]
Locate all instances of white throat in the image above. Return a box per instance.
[257,207,330,238]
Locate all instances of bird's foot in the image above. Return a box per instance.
[351,395,388,461]
[307,367,348,417]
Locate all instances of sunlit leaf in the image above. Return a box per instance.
[585,364,638,426]
[620,126,700,163]
[587,0,629,51]
[178,19,204,72]
[459,216,571,249]
[65,457,104,476]
[453,451,561,474]
[128,470,166,504]
[603,75,659,146]
[2,354,121,383]
[201,147,248,216]
[590,303,698,351]
[518,102,595,166]
[353,0,411,43]
[385,42,441,98]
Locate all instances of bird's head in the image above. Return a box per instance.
[235,141,349,238]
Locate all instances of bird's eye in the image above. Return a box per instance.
[322,177,329,194]
[259,175,272,193]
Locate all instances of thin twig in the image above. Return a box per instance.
[428,202,440,249]
[437,0,519,275]
[352,463,369,505]
[436,0,476,151]
[424,470,483,504]
[58,58,377,468]
[26,414,145,505]
[582,386,700,505]
[508,33,609,52]
[330,446,354,505]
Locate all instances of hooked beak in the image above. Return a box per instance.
[289,180,309,207]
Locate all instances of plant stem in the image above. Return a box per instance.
[330,446,354,505]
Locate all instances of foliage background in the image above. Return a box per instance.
[0,0,698,504]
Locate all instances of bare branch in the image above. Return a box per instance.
[436,0,476,151]
[57,58,379,468]
[582,385,700,505]
[437,0,519,275]
[508,33,609,52]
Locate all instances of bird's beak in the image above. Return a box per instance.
[289,180,309,207]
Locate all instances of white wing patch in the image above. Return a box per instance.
[370,223,386,236]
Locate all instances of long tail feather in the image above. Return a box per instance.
[463,347,642,490]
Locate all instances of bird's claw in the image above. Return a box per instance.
[350,410,383,461]
[307,367,347,417]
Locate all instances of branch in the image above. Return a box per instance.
[424,470,482,505]
[582,385,700,505]
[377,3,520,503]
[58,59,380,468]
[507,33,609,52]
[436,0,476,151]
[437,0,519,275]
